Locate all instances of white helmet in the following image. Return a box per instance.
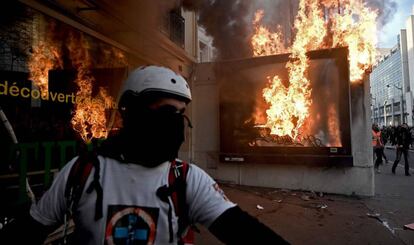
[119,66,192,105]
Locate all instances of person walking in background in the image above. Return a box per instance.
[372,124,384,173]
[392,123,412,176]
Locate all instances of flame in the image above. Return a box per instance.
[28,41,62,97]
[262,75,301,137]
[28,19,124,143]
[328,0,378,82]
[251,10,287,56]
[252,0,326,139]
[250,0,378,142]
[68,32,114,143]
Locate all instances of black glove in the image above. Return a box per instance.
[209,206,290,245]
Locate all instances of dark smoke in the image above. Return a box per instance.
[365,0,398,26]
[182,0,253,60]
[181,0,295,60]
[179,0,397,60]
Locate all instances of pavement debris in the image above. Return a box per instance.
[256,205,264,210]
[366,213,381,219]
[381,220,395,234]
[318,204,328,209]
[404,223,414,231]
[301,194,311,201]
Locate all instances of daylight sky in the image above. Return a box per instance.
[378,0,414,48]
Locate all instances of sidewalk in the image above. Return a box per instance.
[195,182,412,245]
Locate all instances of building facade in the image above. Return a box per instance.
[370,44,405,126]
[371,6,414,127]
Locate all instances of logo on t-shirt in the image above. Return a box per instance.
[213,183,230,202]
[105,205,159,245]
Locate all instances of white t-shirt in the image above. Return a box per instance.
[30,156,235,245]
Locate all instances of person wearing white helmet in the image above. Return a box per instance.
[1,66,289,244]
[114,66,193,167]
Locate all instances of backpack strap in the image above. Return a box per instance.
[64,151,103,221]
[169,160,190,242]
[156,159,194,245]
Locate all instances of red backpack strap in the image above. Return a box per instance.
[169,159,195,245]
[168,159,189,217]
[64,152,102,220]
[156,159,194,244]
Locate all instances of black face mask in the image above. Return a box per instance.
[120,105,190,167]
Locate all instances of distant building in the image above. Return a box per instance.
[371,6,414,127]
[370,44,405,126]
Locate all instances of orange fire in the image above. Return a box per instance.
[28,41,62,97]
[252,0,326,139]
[251,0,378,142]
[251,10,287,56]
[328,0,378,82]
[68,32,114,143]
[28,21,125,143]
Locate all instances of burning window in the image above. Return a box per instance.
[0,2,127,144]
[0,2,128,201]
[219,48,352,164]
[216,0,379,165]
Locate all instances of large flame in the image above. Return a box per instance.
[252,0,326,139]
[28,41,62,97]
[328,0,378,82]
[68,32,114,143]
[251,0,378,142]
[28,20,124,143]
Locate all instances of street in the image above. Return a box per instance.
[383,147,414,174]
[367,146,414,244]
[195,155,414,245]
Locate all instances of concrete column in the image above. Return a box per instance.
[406,91,414,126]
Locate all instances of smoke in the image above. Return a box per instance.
[181,0,297,60]
[182,0,253,60]
[250,0,294,27]
[178,0,397,60]
[365,0,398,26]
